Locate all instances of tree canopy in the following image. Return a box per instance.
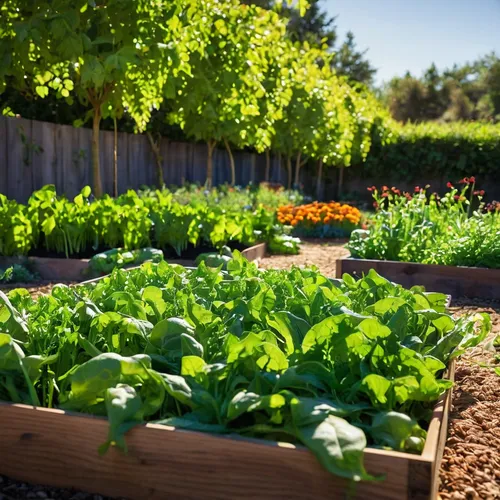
[383,53,500,123]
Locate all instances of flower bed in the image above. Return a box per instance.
[0,256,490,498]
[277,201,362,238]
[347,180,500,268]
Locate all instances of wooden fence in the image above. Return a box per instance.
[0,116,294,202]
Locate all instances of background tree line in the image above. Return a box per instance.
[381,54,500,123]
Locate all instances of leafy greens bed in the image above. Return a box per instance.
[0,184,300,258]
[0,256,490,481]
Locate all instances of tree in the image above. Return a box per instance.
[246,0,376,86]
[169,0,290,187]
[0,0,191,196]
[332,32,376,86]
[384,52,500,123]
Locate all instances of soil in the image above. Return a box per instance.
[1,243,499,499]
[259,238,350,277]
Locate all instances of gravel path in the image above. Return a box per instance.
[259,238,350,277]
[1,246,499,499]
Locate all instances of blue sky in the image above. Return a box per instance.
[320,0,500,85]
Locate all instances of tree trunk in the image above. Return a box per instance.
[316,158,323,201]
[91,105,103,197]
[265,149,271,182]
[286,156,292,190]
[113,116,118,197]
[294,151,302,188]
[223,137,235,186]
[146,131,164,189]
[337,166,344,200]
[206,140,216,188]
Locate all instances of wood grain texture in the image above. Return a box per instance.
[336,258,500,299]
[0,402,424,500]
[0,116,293,202]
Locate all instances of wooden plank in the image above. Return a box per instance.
[241,242,266,261]
[72,126,92,194]
[26,256,89,281]
[0,402,417,500]
[336,257,500,299]
[6,117,32,201]
[0,116,8,194]
[117,130,129,194]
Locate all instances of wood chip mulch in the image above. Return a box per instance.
[439,298,500,500]
[258,238,350,277]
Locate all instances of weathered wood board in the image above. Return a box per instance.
[336,257,500,299]
[0,243,267,282]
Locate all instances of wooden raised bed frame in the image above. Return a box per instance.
[0,365,454,500]
[0,243,267,282]
[0,265,454,499]
[336,257,500,299]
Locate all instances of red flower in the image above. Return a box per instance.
[382,192,389,198]
[392,188,401,196]
[446,182,454,188]
[373,201,379,209]
[404,193,413,201]
[381,185,389,192]
[474,190,485,196]
[469,176,476,183]
[459,177,469,184]
[367,185,376,192]
[414,186,421,193]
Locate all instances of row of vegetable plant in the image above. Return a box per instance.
[0,257,491,481]
[347,179,500,268]
[0,184,301,258]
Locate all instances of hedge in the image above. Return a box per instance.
[361,121,500,180]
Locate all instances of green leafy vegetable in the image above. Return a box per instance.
[0,261,491,483]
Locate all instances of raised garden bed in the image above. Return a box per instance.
[0,261,482,500]
[336,257,500,299]
[0,243,266,282]
[0,362,454,500]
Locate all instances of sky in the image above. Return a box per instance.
[320,0,500,85]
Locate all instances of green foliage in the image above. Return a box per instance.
[363,120,500,181]
[88,248,164,276]
[0,184,298,257]
[383,54,500,123]
[0,265,39,284]
[348,182,500,268]
[0,261,490,481]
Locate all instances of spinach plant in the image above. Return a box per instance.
[0,256,491,482]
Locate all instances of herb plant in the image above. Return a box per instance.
[0,257,490,481]
[348,180,500,268]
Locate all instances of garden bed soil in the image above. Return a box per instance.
[336,257,500,299]
[258,239,350,277]
[0,243,266,282]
